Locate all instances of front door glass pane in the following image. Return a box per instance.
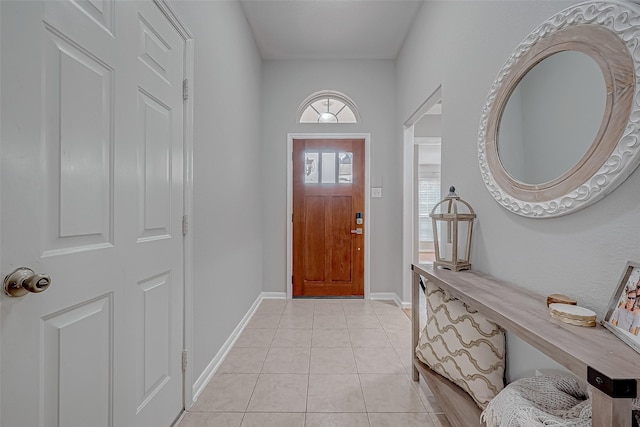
[322,153,336,183]
[305,151,354,184]
[305,152,319,183]
[338,152,352,183]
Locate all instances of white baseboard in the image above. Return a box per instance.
[191,292,280,403]
[261,292,286,299]
[369,292,402,307]
[401,301,412,310]
[170,410,186,427]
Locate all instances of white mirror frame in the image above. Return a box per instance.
[478,1,640,218]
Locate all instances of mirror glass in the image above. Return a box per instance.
[497,51,606,185]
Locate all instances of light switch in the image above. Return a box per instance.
[371,187,382,198]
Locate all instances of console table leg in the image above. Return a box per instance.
[412,365,419,382]
[591,386,632,427]
[411,268,420,382]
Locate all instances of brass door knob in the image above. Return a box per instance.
[4,268,51,297]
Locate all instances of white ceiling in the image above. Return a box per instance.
[239,0,424,60]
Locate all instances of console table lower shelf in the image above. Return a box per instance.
[413,358,483,426]
[411,263,638,427]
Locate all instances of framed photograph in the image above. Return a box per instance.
[602,261,640,354]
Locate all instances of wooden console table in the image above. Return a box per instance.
[411,264,638,427]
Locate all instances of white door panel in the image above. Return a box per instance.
[129,2,184,425]
[43,294,113,427]
[43,24,114,255]
[137,90,173,241]
[71,0,115,35]
[1,2,185,426]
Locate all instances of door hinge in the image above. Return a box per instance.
[182,214,189,236]
[183,79,189,101]
[182,350,188,373]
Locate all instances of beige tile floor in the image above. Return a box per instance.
[178,298,451,427]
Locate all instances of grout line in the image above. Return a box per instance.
[357,370,369,415]
[365,411,373,427]
[238,411,247,426]
[305,368,310,416]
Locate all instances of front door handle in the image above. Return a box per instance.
[350,228,363,235]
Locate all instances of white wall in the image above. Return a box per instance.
[396,0,640,381]
[261,60,401,296]
[414,114,441,137]
[170,1,264,387]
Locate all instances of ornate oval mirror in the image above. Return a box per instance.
[478,1,640,218]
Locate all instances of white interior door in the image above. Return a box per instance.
[0,1,185,426]
[127,2,185,426]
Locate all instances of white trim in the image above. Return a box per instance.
[404,86,442,128]
[402,86,442,306]
[401,301,412,310]
[261,292,287,299]
[286,133,371,300]
[153,0,196,412]
[370,292,402,308]
[181,37,195,411]
[402,127,415,307]
[170,411,186,427]
[190,292,271,406]
[414,137,441,146]
[153,0,194,39]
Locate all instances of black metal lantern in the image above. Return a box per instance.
[430,186,476,271]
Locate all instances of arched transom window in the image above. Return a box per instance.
[298,91,360,124]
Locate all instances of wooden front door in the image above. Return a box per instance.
[293,139,365,297]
